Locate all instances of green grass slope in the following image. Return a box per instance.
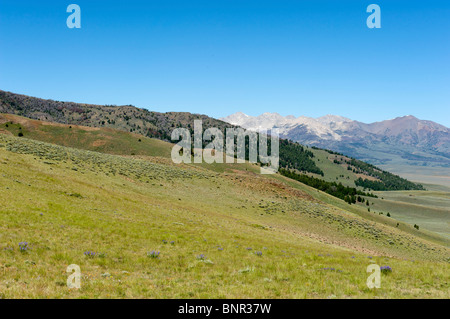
[309,148,424,191]
[2,113,447,243]
[0,134,448,298]
[0,113,172,158]
[297,149,450,240]
[362,190,450,239]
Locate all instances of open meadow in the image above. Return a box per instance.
[0,134,448,298]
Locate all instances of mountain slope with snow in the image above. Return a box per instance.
[220,112,450,168]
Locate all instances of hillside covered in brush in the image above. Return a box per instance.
[0,133,448,298]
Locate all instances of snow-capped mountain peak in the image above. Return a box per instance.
[220,112,450,168]
[220,112,345,140]
[317,114,352,124]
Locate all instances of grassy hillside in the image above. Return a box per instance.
[360,190,450,239]
[0,113,172,158]
[0,134,448,298]
[308,148,424,191]
[1,113,446,240]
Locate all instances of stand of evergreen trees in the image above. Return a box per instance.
[278,139,324,176]
[354,177,424,191]
[350,158,424,190]
[279,168,377,204]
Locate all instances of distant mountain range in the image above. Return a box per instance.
[221,112,450,168]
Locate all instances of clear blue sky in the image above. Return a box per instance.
[1,0,449,126]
